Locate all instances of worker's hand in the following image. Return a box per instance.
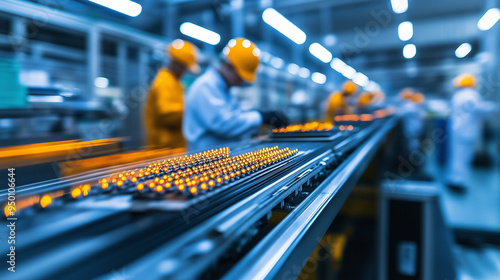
[259,111,290,128]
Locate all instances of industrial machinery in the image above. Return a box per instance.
[0,112,396,280]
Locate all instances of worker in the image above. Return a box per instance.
[399,87,413,102]
[144,39,199,149]
[183,38,289,151]
[447,74,496,191]
[371,91,386,107]
[325,81,358,122]
[400,90,425,153]
[356,91,373,113]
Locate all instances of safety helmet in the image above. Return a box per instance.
[399,88,413,101]
[453,73,476,88]
[358,92,372,108]
[411,92,425,104]
[342,81,358,96]
[168,39,200,73]
[223,38,260,83]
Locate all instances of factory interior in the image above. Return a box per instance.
[1,0,500,279]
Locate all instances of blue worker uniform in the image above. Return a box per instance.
[183,68,262,151]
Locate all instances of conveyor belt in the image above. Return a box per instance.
[0,117,396,280]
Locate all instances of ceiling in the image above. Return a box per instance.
[26,0,492,95]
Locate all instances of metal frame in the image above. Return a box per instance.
[223,118,397,280]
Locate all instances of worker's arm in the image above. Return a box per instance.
[193,86,262,138]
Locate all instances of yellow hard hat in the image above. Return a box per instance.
[399,88,413,101]
[342,81,358,96]
[168,39,200,73]
[223,38,260,82]
[358,92,372,108]
[453,73,476,88]
[411,92,425,103]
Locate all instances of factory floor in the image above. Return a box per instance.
[424,143,500,280]
[424,145,500,231]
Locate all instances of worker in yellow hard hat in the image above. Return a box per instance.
[399,88,426,153]
[325,81,358,122]
[399,88,414,101]
[183,38,289,151]
[357,92,373,110]
[144,39,200,149]
[411,92,425,104]
[447,73,497,191]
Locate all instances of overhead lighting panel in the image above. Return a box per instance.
[89,0,142,17]
[330,58,347,72]
[478,8,500,31]
[398,21,413,41]
[287,63,300,75]
[353,73,369,87]
[403,44,417,59]
[455,43,472,58]
[180,22,221,45]
[311,72,327,84]
[309,43,332,63]
[391,0,408,14]
[270,57,285,69]
[262,8,307,44]
[341,65,356,79]
[299,67,310,78]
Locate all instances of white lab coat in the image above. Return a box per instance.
[401,101,424,152]
[183,68,263,151]
[447,88,496,185]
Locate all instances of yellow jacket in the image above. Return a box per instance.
[145,68,186,149]
[326,92,351,122]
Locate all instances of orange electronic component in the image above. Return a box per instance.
[82,184,91,196]
[148,182,155,189]
[117,180,124,187]
[156,185,164,193]
[136,183,144,191]
[71,188,82,198]
[40,195,52,208]
[4,203,16,217]
[273,122,334,133]
[178,184,185,191]
[190,186,198,194]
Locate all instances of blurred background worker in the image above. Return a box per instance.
[144,39,199,149]
[447,74,497,191]
[356,91,374,114]
[183,38,289,151]
[325,81,358,122]
[399,89,425,153]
